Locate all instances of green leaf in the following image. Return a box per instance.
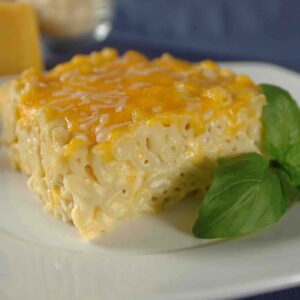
[273,167,300,204]
[281,143,300,188]
[260,84,300,161]
[260,84,300,187]
[193,153,289,239]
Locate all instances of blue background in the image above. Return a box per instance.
[45,1,300,299]
[46,0,300,71]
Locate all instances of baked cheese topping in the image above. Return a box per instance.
[18,48,260,145]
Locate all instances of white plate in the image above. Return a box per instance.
[1,62,300,300]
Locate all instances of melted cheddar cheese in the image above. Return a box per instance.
[18,48,260,145]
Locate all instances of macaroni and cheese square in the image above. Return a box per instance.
[0,49,266,239]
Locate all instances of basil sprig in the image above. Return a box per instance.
[193,84,300,239]
[261,84,300,187]
[193,153,288,238]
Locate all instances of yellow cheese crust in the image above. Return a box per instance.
[19,49,260,145]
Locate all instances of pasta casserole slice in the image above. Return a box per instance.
[0,49,266,239]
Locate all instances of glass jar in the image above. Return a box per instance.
[19,0,116,47]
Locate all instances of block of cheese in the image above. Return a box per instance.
[0,2,43,75]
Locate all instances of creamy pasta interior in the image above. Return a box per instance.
[0,49,266,239]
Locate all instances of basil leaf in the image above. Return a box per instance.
[273,167,300,204]
[260,84,300,161]
[193,153,288,239]
[281,143,300,188]
[261,84,300,187]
